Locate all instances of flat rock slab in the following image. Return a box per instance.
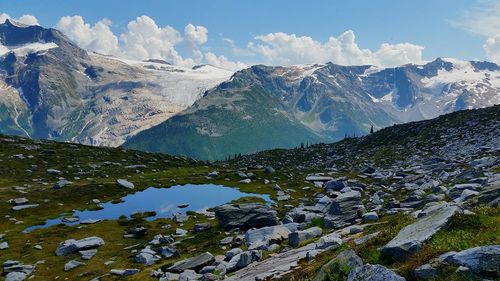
[228,242,323,280]
[382,205,459,260]
[167,252,214,273]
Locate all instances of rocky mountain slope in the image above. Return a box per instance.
[124,59,500,160]
[0,19,234,146]
[0,105,498,281]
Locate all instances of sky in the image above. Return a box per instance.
[1,0,500,70]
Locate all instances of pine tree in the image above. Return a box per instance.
[370,125,374,134]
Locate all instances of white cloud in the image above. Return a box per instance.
[183,24,208,61]
[17,15,39,26]
[249,30,424,67]
[119,16,184,63]
[484,34,500,63]
[55,15,221,67]
[449,1,500,37]
[0,13,39,26]
[204,52,247,70]
[56,16,119,54]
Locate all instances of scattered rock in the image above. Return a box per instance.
[116,179,134,189]
[347,264,406,281]
[314,249,362,281]
[289,227,322,247]
[64,260,86,271]
[168,252,215,273]
[214,203,278,230]
[110,268,140,276]
[55,236,105,256]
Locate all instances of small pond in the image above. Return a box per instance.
[25,184,272,232]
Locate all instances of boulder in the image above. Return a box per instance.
[362,212,379,222]
[347,264,406,281]
[414,264,438,280]
[382,205,459,260]
[314,249,363,281]
[178,270,201,281]
[55,236,105,256]
[214,204,278,230]
[135,248,161,265]
[226,250,262,272]
[168,252,215,273]
[64,260,85,271]
[445,245,500,276]
[264,166,275,174]
[325,180,346,191]
[289,227,322,247]
[244,224,297,247]
[315,233,343,250]
[116,179,134,189]
[226,248,243,260]
[325,191,363,228]
[110,268,140,276]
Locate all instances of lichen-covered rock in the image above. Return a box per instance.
[382,205,459,260]
[347,264,405,281]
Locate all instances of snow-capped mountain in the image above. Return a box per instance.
[0,19,234,146]
[124,58,500,160]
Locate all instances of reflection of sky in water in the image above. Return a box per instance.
[25,184,272,232]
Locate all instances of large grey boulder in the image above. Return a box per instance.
[226,250,262,272]
[214,204,278,230]
[55,236,105,256]
[289,227,322,247]
[135,248,161,265]
[167,252,215,273]
[445,245,500,276]
[382,205,459,260]
[315,233,343,250]
[325,191,363,228]
[314,249,362,281]
[244,224,297,247]
[347,264,405,281]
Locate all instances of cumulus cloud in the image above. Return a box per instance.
[17,15,39,26]
[204,52,247,70]
[56,16,119,54]
[0,13,39,26]
[183,24,208,61]
[55,15,222,67]
[119,16,184,63]
[484,34,500,63]
[249,30,424,67]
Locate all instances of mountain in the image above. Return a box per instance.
[124,59,500,160]
[0,19,234,146]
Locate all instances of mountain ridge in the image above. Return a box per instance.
[124,58,500,160]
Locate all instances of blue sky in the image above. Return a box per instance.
[2,0,500,68]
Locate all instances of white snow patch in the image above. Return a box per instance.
[7,42,59,57]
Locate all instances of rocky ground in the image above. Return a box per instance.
[0,106,499,281]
